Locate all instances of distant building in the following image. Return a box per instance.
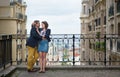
[80,0,120,65]
[47,36,80,65]
[0,0,27,65]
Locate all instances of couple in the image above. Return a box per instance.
[26,20,51,73]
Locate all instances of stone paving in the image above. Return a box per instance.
[1,65,120,77]
[9,66,120,77]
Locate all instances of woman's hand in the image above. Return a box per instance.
[42,36,46,40]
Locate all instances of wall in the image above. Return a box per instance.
[0,20,17,34]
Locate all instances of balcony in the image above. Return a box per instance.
[16,13,27,21]
[10,0,27,7]
[109,5,114,17]
[0,34,120,77]
[0,7,26,21]
[16,13,23,19]
[10,0,22,5]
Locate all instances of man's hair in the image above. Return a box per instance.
[31,20,39,28]
[34,20,39,24]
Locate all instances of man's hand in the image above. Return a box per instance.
[36,28,39,32]
[32,22,36,25]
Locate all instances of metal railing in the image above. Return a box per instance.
[16,13,23,19]
[0,35,12,69]
[35,34,120,66]
[0,34,120,68]
[46,34,80,66]
[80,34,120,66]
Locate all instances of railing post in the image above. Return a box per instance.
[2,35,6,69]
[9,35,12,65]
[73,35,75,66]
[104,35,106,66]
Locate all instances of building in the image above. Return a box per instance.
[80,0,107,65]
[106,0,120,65]
[80,0,120,65]
[0,0,27,65]
[80,0,89,65]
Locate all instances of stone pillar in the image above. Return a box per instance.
[22,39,27,62]
[12,39,17,65]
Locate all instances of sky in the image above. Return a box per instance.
[25,0,81,34]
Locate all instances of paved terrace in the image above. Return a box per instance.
[1,64,120,77]
[0,34,120,77]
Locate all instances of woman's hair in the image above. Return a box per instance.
[42,21,49,29]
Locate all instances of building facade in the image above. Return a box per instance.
[80,0,120,65]
[0,0,27,65]
[80,0,109,65]
[80,0,89,65]
[106,0,120,65]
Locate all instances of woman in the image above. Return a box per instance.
[36,21,51,73]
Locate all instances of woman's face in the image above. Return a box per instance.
[41,23,45,29]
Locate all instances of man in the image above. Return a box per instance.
[26,20,42,72]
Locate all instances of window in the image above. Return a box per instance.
[93,25,95,31]
[95,19,97,26]
[117,40,120,52]
[83,5,86,14]
[88,9,91,14]
[111,25,114,34]
[110,39,113,50]
[89,42,92,49]
[104,16,106,25]
[98,18,101,25]
[95,18,101,26]
[18,0,22,4]
[118,23,120,36]
[88,25,92,31]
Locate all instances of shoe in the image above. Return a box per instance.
[33,68,39,71]
[27,69,37,72]
[42,71,45,73]
[42,70,46,73]
[39,70,43,73]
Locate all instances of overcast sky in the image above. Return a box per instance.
[25,0,81,34]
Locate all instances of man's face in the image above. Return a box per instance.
[35,22,40,28]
